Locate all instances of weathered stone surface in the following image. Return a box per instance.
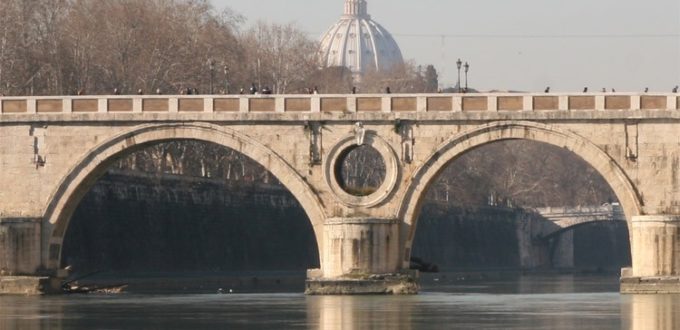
[0,218,42,275]
[305,273,418,295]
[0,276,54,295]
[621,276,680,294]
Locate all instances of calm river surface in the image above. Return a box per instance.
[1,273,679,329]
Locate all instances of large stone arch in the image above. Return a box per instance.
[42,122,325,270]
[399,121,642,264]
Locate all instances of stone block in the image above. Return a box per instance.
[605,96,631,110]
[356,97,381,112]
[213,98,240,112]
[569,96,595,110]
[320,98,347,112]
[426,97,452,111]
[640,96,667,110]
[178,99,204,112]
[108,99,133,112]
[285,98,311,112]
[143,99,169,112]
[391,97,417,112]
[36,100,63,113]
[497,96,523,111]
[462,96,488,111]
[2,100,26,113]
[533,96,559,110]
[249,98,276,112]
[72,99,98,113]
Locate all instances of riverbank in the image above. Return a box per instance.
[65,271,308,294]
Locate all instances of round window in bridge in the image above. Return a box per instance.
[334,145,386,197]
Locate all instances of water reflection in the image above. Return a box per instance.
[0,297,62,330]
[308,296,413,330]
[624,294,680,330]
[1,275,680,329]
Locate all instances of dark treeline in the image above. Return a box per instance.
[0,0,437,96]
[117,139,616,208]
[425,140,616,207]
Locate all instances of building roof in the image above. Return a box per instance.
[319,0,404,76]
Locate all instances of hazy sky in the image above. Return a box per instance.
[212,0,680,92]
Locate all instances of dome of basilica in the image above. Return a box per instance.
[319,0,404,77]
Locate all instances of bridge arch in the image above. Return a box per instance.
[42,122,325,270]
[399,120,642,264]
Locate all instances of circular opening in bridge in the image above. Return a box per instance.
[334,145,386,197]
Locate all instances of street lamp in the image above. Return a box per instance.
[456,58,462,93]
[223,65,230,94]
[464,62,470,93]
[208,59,216,94]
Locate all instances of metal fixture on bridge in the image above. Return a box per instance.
[456,58,462,93]
[464,61,470,93]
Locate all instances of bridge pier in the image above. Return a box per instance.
[0,217,62,294]
[305,218,418,295]
[621,215,680,293]
[0,217,43,276]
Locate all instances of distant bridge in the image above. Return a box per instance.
[533,204,626,240]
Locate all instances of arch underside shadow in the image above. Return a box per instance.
[399,121,642,265]
[43,122,325,270]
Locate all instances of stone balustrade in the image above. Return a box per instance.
[0,93,678,115]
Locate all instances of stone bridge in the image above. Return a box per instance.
[521,204,628,270]
[1,92,680,294]
[533,204,626,240]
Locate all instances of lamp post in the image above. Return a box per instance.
[223,65,230,94]
[464,62,470,93]
[208,59,216,94]
[456,58,462,93]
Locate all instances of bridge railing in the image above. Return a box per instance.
[0,93,678,115]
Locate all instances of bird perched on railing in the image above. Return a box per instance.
[544,87,550,93]
[644,87,649,93]
[583,87,588,93]
[673,86,679,93]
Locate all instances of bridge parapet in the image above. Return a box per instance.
[1,93,678,115]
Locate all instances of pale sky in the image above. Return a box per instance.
[212,0,680,92]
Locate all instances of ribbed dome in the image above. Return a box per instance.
[319,0,404,76]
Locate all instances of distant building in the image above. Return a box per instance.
[319,0,404,79]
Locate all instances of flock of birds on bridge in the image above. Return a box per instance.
[116,84,678,96]
[543,86,679,94]
[96,85,679,96]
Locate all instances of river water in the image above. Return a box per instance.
[1,273,678,329]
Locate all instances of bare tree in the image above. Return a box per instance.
[240,22,319,94]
